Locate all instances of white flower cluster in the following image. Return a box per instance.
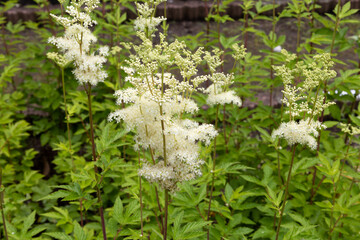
[273,50,336,119]
[232,43,247,62]
[203,50,242,107]
[134,0,166,34]
[272,119,326,150]
[272,50,337,150]
[48,0,108,86]
[205,83,242,107]
[339,123,360,136]
[109,32,217,191]
[47,52,71,68]
[50,0,99,28]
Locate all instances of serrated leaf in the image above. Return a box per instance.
[40,190,70,200]
[28,226,47,237]
[73,221,86,240]
[41,212,63,219]
[44,232,73,240]
[113,197,124,224]
[22,211,36,235]
[241,175,264,186]
[349,115,360,127]
[224,183,233,203]
[288,212,309,226]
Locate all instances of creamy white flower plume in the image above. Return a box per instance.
[272,119,326,150]
[48,0,108,86]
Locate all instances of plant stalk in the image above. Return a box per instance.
[0,168,8,240]
[309,0,317,54]
[138,151,144,236]
[85,83,107,240]
[160,69,168,240]
[207,104,220,240]
[61,68,74,169]
[275,144,297,240]
[269,0,276,107]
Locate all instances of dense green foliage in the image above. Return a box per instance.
[0,0,360,239]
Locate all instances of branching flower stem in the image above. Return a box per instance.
[0,168,8,240]
[137,151,144,236]
[296,0,301,57]
[61,68,74,169]
[269,0,276,107]
[309,0,317,54]
[275,144,297,240]
[207,104,220,240]
[141,102,164,232]
[160,69,169,240]
[84,83,107,240]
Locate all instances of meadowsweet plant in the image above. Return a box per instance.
[201,45,245,239]
[109,4,217,237]
[271,49,337,239]
[108,33,218,190]
[47,0,109,238]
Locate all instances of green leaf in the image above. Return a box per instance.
[323,121,338,128]
[44,232,73,240]
[241,175,264,186]
[22,211,36,235]
[288,212,309,226]
[224,183,234,203]
[349,115,360,127]
[252,226,274,239]
[28,226,47,237]
[113,197,124,224]
[73,221,86,240]
[40,190,70,200]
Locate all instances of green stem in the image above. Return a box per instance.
[204,0,210,50]
[275,144,297,240]
[163,1,168,37]
[243,4,249,50]
[61,68,74,169]
[329,178,336,240]
[85,83,107,240]
[160,69,168,240]
[137,151,144,236]
[330,0,342,54]
[308,84,321,124]
[222,105,228,153]
[296,8,301,56]
[216,0,224,72]
[276,139,284,185]
[164,189,169,240]
[207,104,220,240]
[0,168,8,240]
[309,0,316,54]
[141,101,164,231]
[269,0,276,107]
